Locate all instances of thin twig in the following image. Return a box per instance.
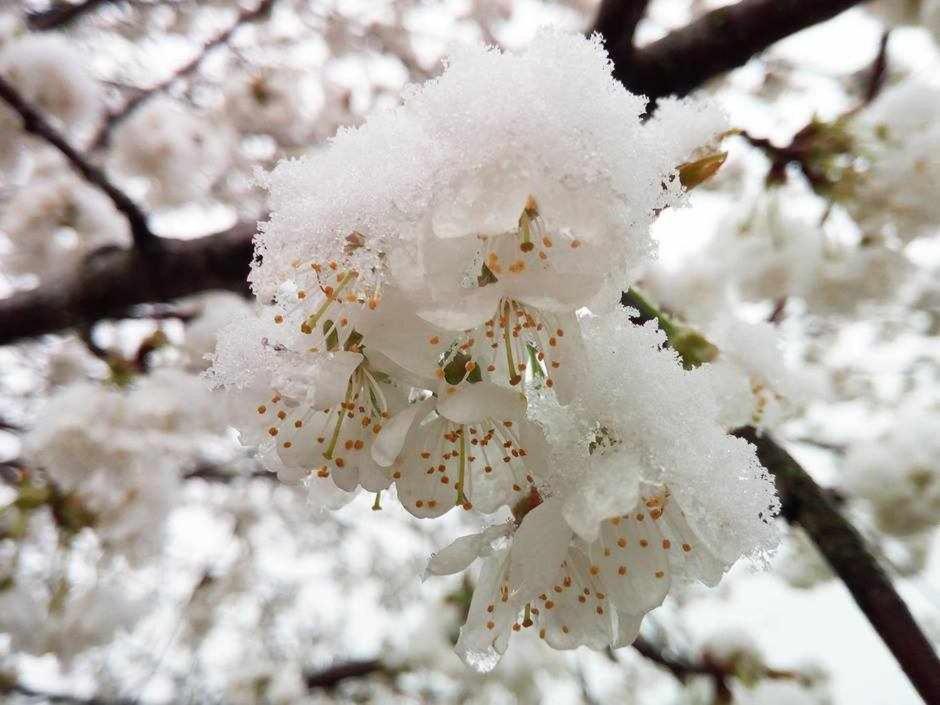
[183,464,277,483]
[0,76,156,251]
[862,29,891,106]
[90,0,276,149]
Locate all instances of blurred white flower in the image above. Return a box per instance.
[0,171,130,278]
[843,404,940,536]
[109,97,233,206]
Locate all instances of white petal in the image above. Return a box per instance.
[357,455,392,493]
[612,610,643,648]
[371,399,434,467]
[358,288,451,380]
[437,382,526,425]
[455,549,515,672]
[425,533,486,579]
[509,498,572,603]
[417,287,501,331]
[307,351,364,410]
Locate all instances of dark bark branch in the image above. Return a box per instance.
[25,0,116,30]
[0,75,155,251]
[614,0,867,99]
[0,220,255,345]
[90,0,275,150]
[183,464,277,483]
[735,428,940,705]
[591,0,651,59]
[303,659,387,689]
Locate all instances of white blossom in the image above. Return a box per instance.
[109,97,233,206]
[703,315,800,430]
[0,171,130,278]
[26,369,232,561]
[223,69,312,145]
[842,405,940,536]
[427,311,778,670]
[846,79,940,240]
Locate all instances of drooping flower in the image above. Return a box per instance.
[428,485,726,671]
[426,311,779,669]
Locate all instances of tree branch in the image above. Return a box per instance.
[0,0,872,344]
[591,0,651,53]
[303,659,387,689]
[0,220,254,345]
[0,75,155,251]
[612,0,867,99]
[735,428,940,705]
[90,0,275,149]
[25,0,116,30]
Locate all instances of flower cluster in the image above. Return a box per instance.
[209,30,779,669]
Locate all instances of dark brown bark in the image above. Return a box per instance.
[614,0,867,99]
[591,0,651,53]
[0,221,255,344]
[303,659,386,689]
